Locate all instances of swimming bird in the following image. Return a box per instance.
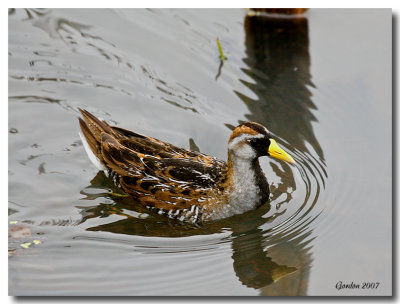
[78,109,295,223]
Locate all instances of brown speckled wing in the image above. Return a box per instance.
[100,126,227,211]
[78,108,227,213]
[112,126,224,166]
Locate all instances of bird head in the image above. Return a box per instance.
[228,122,295,164]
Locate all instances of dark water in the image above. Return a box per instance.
[8,9,391,296]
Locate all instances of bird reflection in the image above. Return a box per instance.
[77,171,312,292]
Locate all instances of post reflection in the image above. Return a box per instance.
[241,9,323,159]
[238,9,320,295]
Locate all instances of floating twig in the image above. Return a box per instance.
[216,37,227,61]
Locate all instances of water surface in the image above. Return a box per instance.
[8,8,391,296]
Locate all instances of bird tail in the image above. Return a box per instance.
[78,108,115,170]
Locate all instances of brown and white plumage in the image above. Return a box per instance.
[78,108,295,223]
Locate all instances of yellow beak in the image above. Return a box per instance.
[268,139,295,164]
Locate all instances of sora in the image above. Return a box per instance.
[78,109,295,223]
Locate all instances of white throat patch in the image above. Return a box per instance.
[228,133,264,160]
